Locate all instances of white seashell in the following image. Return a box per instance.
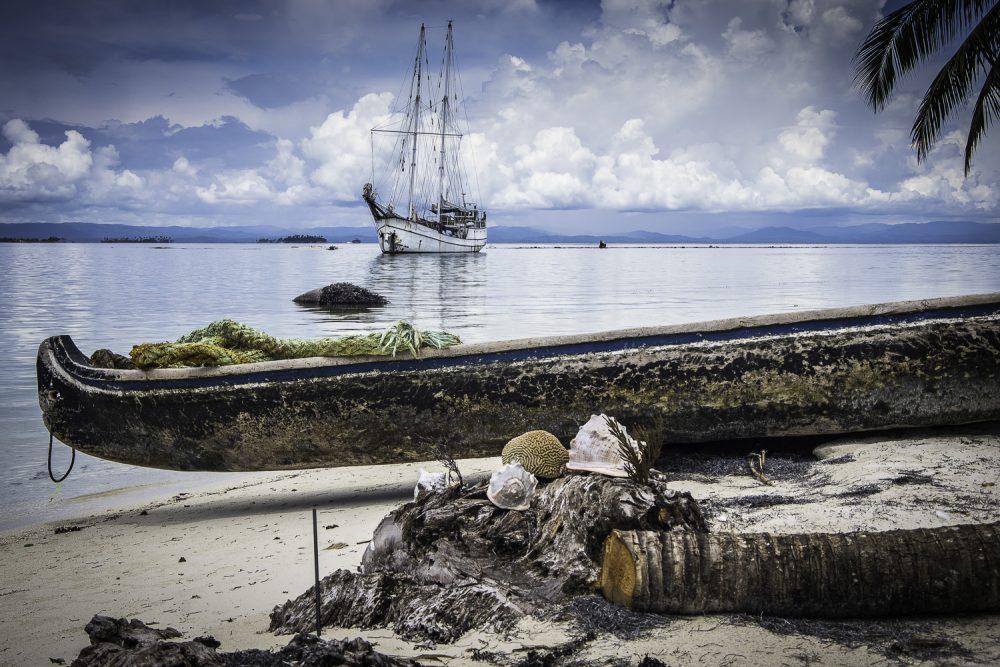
[487,462,538,511]
[362,513,403,569]
[566,414,638,477]
[414,468,448,501]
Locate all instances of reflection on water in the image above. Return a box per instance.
[2,242,999,528]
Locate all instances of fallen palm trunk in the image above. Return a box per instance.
[600,523,1000,617]
[37,293,1000,471]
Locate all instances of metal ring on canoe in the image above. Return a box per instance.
[48,432,75,483]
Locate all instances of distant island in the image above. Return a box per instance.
[1,220,999,245]
[0,236,62,243]
[257,234,328,244]
[101,236,172,243]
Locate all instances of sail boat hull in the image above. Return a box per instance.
[375,216,487,254]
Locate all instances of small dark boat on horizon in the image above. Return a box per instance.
[37,293,1000,472]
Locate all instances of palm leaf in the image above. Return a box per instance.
[854,0,997,112]
[912,3,1000,161]
[965,61,1000,174]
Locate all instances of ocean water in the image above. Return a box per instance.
[2,242,999,530]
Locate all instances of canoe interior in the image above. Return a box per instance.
[43,297,1000,392]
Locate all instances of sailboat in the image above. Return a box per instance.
[363,22,487,254]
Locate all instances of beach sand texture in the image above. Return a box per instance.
[1,430,998,665]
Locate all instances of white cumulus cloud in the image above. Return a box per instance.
[0,119,143,203]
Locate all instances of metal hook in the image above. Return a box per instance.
[47,432,75,483]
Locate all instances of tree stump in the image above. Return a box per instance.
[600,523,1000,617]
[270,474,705,642]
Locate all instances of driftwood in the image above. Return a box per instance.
[70,615,415,666]
[600,523,1000,617]
[269,474,705,643]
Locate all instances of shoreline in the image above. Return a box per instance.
[0,458,499,665]
[3,426,999,664]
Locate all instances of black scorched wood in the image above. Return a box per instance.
[36,294,1000,472]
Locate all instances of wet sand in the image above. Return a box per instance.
[1,429,999,665]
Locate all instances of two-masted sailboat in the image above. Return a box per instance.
[362,22,487,254]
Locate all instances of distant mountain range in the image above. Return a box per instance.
[2,220,999,244]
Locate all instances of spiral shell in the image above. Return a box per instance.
[487,462,538,511]
[566,414,637,477]
[501,430,568,479]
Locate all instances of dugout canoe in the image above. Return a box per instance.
[37,293,1000,472]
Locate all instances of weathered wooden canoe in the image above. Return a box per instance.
[37,293,1000,472]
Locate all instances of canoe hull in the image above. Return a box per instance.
[37,295,1000,472]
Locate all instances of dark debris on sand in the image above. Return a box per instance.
[70,615,416,667]
[655,442,816,484]
[730,614,975,663]
[721,494,816,509]
[561,595,671,640]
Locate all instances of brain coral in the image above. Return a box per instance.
[501,430,569,479]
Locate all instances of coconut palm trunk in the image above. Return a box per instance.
[601,523,1000,617]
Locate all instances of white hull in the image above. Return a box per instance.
[375,218,486,254]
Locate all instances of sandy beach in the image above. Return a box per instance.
[3,427,998,665]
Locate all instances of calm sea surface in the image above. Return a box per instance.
[2,242,999,530]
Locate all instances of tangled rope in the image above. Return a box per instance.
[129,319,461,370]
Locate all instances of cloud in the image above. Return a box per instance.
[224,73,318,110]
[0,0,996,228]
[777,107,837,163]
[722,17,774,61]
[0,118,146,205]
[300,92,396,201]
[196,94,394,206]
[0,120,93,201]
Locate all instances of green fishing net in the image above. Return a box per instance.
[129,319,461,369]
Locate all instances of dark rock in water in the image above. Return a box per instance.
[269,474,705,643]
[293,282,388,307]
[89,349,136,370]
[70,615,415,666]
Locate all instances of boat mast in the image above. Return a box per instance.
[438,21,453,225]
[408,24,426,221]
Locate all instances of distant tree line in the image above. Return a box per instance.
[101,236,173,243]
[0,236,63,243]
[257,235,328,243]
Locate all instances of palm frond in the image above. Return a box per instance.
[965,61,1000,174]
[854,0,997,112]
[912,3,1000,160]
[376,321,460,356]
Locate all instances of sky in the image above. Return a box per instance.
[0,0,997,234]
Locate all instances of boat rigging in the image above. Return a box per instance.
[363,21,487,254]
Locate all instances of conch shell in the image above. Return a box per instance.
[566,414,638,477]
[487,462,538,511]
